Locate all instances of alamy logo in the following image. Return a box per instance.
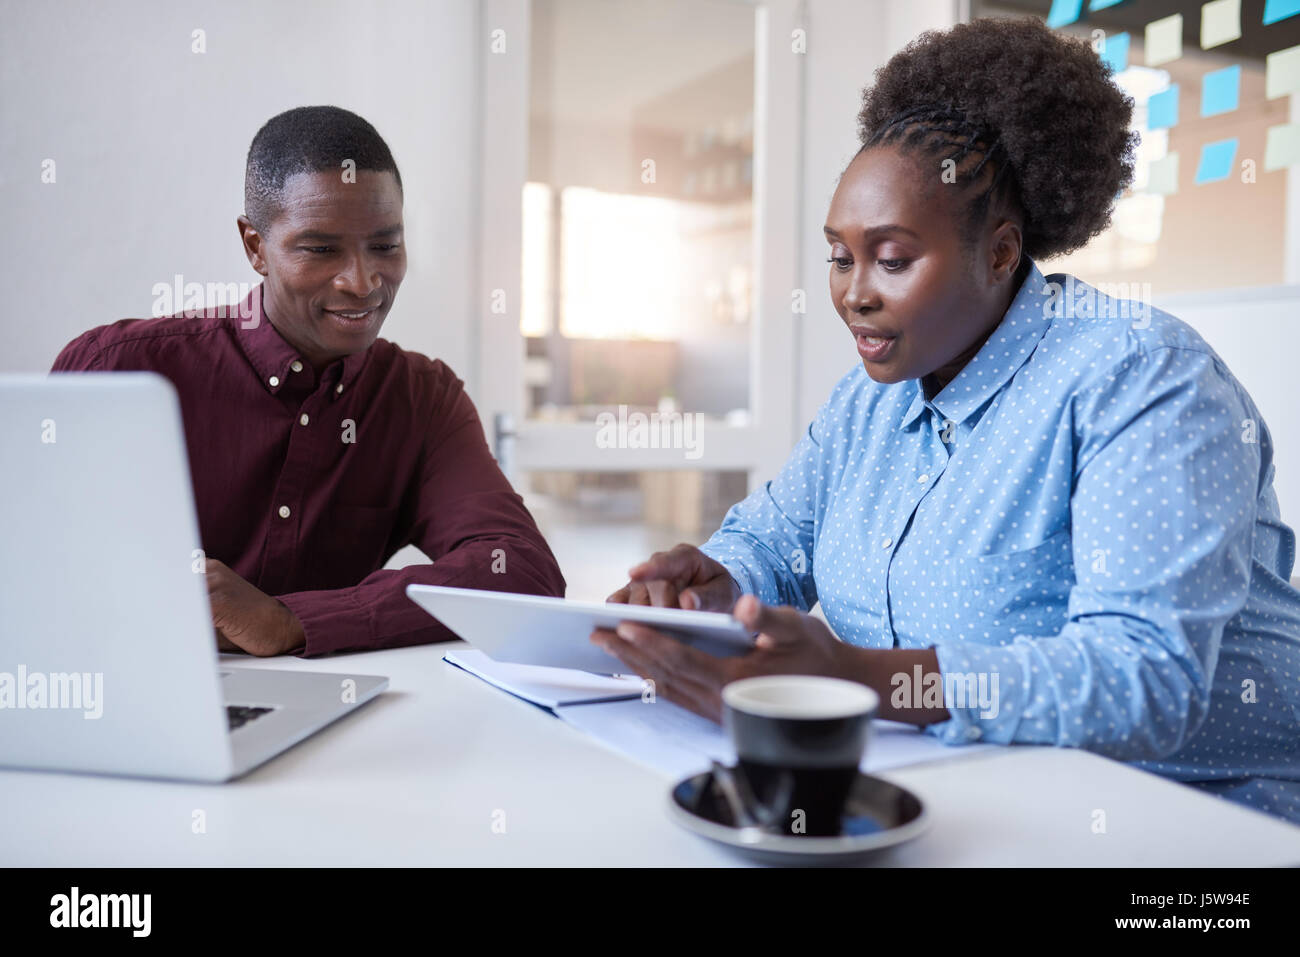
[594,405,703,460]
[151,274,259,326]
[1041,277,1152,328]
[0,666,103,719]
[890,665,999,719]
[49,887,151,937]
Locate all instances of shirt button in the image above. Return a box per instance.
[290,360,304,373]
[917,474,929,484]
[881,537,892,549]
[336,383,344,394]
[299,413,310,426]
[966,727,983,740]
[278,505,291,519]
[268,376,280,388]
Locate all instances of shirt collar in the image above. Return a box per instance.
[900,259,1051,431]
[233,284,370,396]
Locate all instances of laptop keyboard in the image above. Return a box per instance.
[226,705,274,731]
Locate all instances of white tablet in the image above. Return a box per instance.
[406,584,755,675]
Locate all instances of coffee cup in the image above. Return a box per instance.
[721,675,878,836]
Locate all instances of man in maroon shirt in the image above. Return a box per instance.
[52,106,565,657]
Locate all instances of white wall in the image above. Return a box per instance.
[1156,286,1300,527]
[0,0,479,378]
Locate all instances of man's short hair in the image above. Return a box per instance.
[244,106,402,230]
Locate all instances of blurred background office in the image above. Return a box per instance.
[3,0,1299,598]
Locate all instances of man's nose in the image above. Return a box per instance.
[334,253,380,298]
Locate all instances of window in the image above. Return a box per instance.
[972,0,1300,294]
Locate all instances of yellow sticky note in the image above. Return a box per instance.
[1146,14,1184,67]
[1147,152,1179,195]
[1266,44,1300,99]
[1265,124,1300,171]
[1201,0,1241,49]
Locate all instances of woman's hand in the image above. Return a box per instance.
[590,594,858,722]
[606,543,742,612]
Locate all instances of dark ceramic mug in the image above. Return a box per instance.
[722,675,879,836]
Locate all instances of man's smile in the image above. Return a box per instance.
[323,304,382,330]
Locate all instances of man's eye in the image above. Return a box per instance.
[372,244,400,252]
[303,246,333,254]
[878,258,909,272]
[826,256,853,270]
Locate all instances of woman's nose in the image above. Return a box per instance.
[842,269,879,313]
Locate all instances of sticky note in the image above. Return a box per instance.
[1264,123,1300,171]
[1090,0,1125,9]
[1201,0,1241,49]
[1201,64,1241,116]
[1263,0,1300,26]
[1266,44,1300,99]
[1101,32,1130,73]
[1195,138,1238,184]
[1047,0,1084,28]
[1147,153,1180,195]
[1146,14,1184,66]
[1148,85,1180,129]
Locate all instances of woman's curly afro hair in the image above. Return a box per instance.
[857,17,1138,261]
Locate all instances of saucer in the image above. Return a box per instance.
[668,767,929,865]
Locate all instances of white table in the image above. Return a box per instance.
[3,642,1298,866]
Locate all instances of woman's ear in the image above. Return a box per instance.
[988,219,1023,283]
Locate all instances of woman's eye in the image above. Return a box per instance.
[878,258,909,272]
[826,256,853,270]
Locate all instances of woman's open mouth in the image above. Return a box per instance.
[854,331,896,362]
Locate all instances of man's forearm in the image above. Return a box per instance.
[279,536,565,657]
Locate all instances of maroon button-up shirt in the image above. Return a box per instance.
[51,286,565,656]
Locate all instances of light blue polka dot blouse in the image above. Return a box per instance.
[700,260,1300,827]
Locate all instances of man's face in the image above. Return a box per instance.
[240,169,406,369]
[824,146,1002,387]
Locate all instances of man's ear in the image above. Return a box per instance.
[988,219,1023,284]
[237,215,270,277]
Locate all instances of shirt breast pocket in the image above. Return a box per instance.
[932,528,1075,636]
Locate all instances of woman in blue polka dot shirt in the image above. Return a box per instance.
[592,18,1300,827]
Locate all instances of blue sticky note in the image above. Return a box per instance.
[1264,0,1300,26]
[1195,138,1238,183]
[1090,0,1125,9]
[1202,64,1241,116]
[1047,0,1084,28]
[1148,85,1180,130]
[1101,32,1130,72]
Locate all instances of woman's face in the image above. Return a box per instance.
[824,145,1019,387]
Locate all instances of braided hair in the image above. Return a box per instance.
[857,17,1137,261]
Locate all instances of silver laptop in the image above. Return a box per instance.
[0,372,387,782]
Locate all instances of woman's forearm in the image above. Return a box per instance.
[841,645,952,727]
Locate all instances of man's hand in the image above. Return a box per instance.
[606,543,741,612]
[590,594,858,722]
[205,558,306,657]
